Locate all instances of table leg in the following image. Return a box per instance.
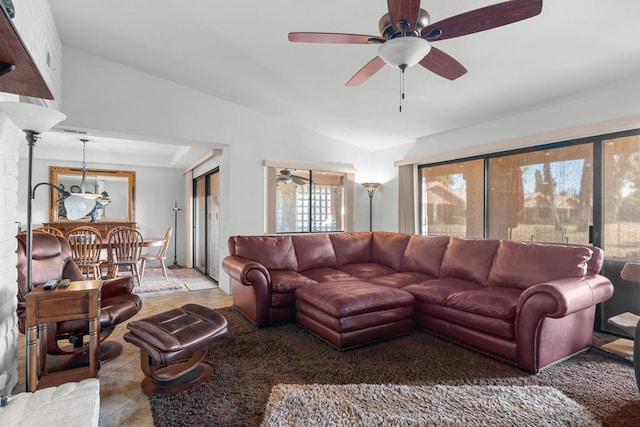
[89,316,99,377]
[26,324,38,392]
[38,323,47,375]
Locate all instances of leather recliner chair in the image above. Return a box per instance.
[16,232,143,368]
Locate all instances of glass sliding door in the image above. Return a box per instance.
[599,135,640,334]
[194,176,206,275]
[487,144,593,244]
[193,168,220,282]
[420,159,484,238]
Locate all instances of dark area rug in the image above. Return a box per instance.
[149,307,640,427]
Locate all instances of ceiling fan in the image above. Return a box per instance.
[288,0,543,86]
[276,169,310,185]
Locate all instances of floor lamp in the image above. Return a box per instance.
[0,102,95,387]
[361,182,382,232]
[169,200,182,269]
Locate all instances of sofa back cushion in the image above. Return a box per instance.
[329,232,372,266]
[488,240,592,289]
[586,245,604,275]
[231,235,298,271]
[372,232,411,270]
[400,235,450,276]
[439,237,500,285]
[292,234,337,271]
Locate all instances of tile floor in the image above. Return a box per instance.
[16,268,233,427]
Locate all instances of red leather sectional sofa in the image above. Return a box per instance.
[222,231,613,372]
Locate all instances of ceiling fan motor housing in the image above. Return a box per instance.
[378,9,431,39]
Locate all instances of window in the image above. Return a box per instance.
[603,135,640,261]
[420,159,484,238]
[418,132,640,252]
[275,169,344,233]
[265,163,355,234]
[487,144,593,244]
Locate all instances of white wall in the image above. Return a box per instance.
[58,47,377,293]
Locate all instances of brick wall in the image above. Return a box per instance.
[0,112,21,395]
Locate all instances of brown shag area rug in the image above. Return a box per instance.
[149,307,640,427]
[262,384,598,426]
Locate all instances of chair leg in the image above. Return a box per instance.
[140,259,147,281]
[160,260,168,280]
[132,263,142,288]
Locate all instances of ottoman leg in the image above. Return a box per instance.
[139,347,214,395]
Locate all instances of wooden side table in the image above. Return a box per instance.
[25,280,102,391]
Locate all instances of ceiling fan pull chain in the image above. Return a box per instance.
[399,67,406,112]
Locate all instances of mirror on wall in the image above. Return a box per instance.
[48,166,136,222]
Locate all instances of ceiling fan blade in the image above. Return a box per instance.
[345,56,386,87]
[387,0,421,31]
[421,0,543,41]
[288,32,383,44]
[419,47,467,80]
[292,176,307,185]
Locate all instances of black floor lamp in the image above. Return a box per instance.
[361,182,382,231]
[169,200,182,269]
[0,102,79,388]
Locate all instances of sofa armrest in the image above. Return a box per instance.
[222,255,270,287]
[515,275,613,372]
[517,275,613,319]
[222,255,272,326]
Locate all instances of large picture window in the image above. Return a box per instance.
[275,169,344,233]
[418,131,639,259]
[265,162,356,234]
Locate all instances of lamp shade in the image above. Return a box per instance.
[361,182,382,197]
[64,194,97,220]
[377,37,432,69]
[0,102,66,132]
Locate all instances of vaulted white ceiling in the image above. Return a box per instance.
[44,1,640,159]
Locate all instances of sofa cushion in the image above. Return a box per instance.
[403,278,482,305]
[233,235,298,271]
[270,270,317,293]
[295,280,414,318]
[369,272,435,288]
[418,303,515,339]
[372,232,411,270]
[400,235,450,276]
[444,288,522,319]
[329,232,372,266]
[487,241,592,289]
[292,234,337,271]
[300,267,358,283]
[439,237,500,285]
[339,263,396,281]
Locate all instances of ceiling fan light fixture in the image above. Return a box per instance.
[377,37,431,69]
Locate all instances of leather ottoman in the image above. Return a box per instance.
[123,304,228,395]
[295,281,415,350]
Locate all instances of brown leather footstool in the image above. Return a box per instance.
[123,304,228,395]
[295,281,414,350]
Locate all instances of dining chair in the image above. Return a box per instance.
[140,226,172,281]
[66,226,104,279]
[34,226,64,236]
[108,228,144,287]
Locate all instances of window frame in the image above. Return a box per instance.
[264,161,356,234]
[417,128,640,254]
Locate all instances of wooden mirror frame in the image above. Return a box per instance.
[48,166,136,222]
